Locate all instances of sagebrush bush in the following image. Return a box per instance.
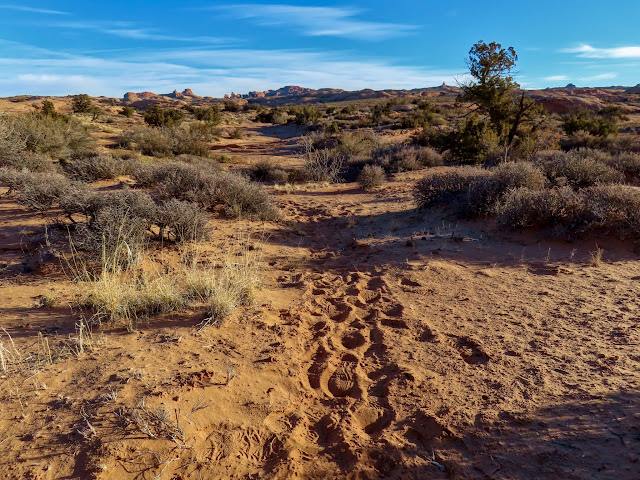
[414,162,546,217]
[0,168,72,212]
[496,186,587,232]
[605,152,640,178]
[357,164,386,190]
[133,161,278,220]
[1,112,95,160]
[120,124,214,158]
[301,137,344,183]
[156,199,210,243]
[0,151,57,173]
[414,167,494,210]
[531,149,624,187]
[584,185,640,238]
[250,161,289,183]
[76,190,157,267]
[64,154,136,181]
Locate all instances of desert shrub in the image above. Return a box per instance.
[250,161,288,183]
[229,127,245,139]
[0,152,56,173]
[431,115,500,164]
[531,149,624,187]
[413,162,545,217]
[121,127,173,157]
[64,154,136,181]
[335,131,383,158]
[492,162,547,192]
[133,161,278,220]
[0,168,72,212]
[562,108,621,137]
[194,106,222,125]
[1,113,95,160]
[401,102,446,129]
[301,138,344,183]
[585,185,640,238]
[357,165,386,190]
[496,187,588,232]
[223,101,241,112]
[120,106,136,118]
[76,190,157,267]
[143,106,185,127]
[120,124,213,158]
[379,144,444,172]
[290,106,322,125]
[255,107,289,124]
[72,94,93,114]
[214,171,279,219]
[414,167,493,209]
[156,199,210,243]
[605,152,640,178]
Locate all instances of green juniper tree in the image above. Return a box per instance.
[460,41,545,160]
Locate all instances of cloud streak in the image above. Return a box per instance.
[0,4,69,15]
[0,41,461,97]
[211,4,416,40]
[563,44,640,59]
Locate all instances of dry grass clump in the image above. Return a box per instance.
[72,234,261,329]
[64,154,136,181]
[357,164,386,190]
[531,149,624,187]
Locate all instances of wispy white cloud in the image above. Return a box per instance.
[0,41,461,97]
[50,21,231,43]
[544,75,568,81]
[0,4,69,15]
[562,44,640,59]
[210,4,416,40]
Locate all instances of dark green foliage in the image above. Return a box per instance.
[72,94,93,114]
[460,41,545,158]
[249,161,289,183]
[120,106,136,118]
[223,101,241,112]
[290,106,322,125]
[562,108,622,137]
[435,115,500,164]
[143,106,185,127]
[255,107,288,124]
[194,106,222,125]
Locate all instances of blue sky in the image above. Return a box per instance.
[0,1,639,97]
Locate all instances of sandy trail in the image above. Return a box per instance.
[0,129,639,479]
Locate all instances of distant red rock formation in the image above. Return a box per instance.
[123,88,198,102]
